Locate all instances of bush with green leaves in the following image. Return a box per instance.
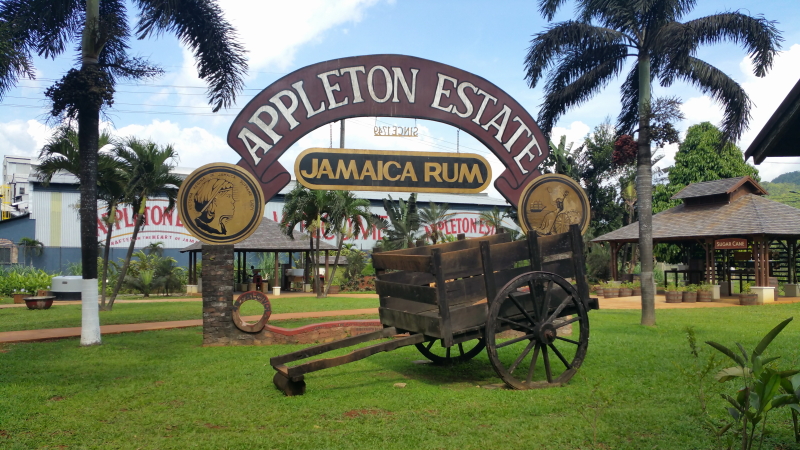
[0,265,54,296]
[706,317,800,449]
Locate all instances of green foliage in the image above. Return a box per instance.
[122,251,183,297]
[771,171,800,185]
[0,265,54,295]
[666,283,682,292]
[741,282,753,295]
[684,284,699,293]
[382,194,420,249]
[341,250,368,291]
[677,327,721,418]
[763,182,800,208]
[705,318,800,449]
[419,201,455,244]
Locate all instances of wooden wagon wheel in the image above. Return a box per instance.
[485,271,589,389]
[415,338,486,365]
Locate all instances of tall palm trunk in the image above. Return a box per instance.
[636,54,655,326]
[315,225,323,298]
[100,204,116,308]
[325,231,345,296]
[108,198,146,309]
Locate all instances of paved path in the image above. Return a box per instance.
[0,308,378,344]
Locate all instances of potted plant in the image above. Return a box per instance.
[619,282,633,297]
[603,281,619,298]
[738,282,760,305]
[631,280,642,296]
[665,283,682,303]
[12,289,26,304]
[24,296,54,310]
[682,284,698,303]
[696,283,713,302]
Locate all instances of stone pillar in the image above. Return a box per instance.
[202,244,235,346]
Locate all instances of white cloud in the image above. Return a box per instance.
[550,121,591,148]
[115,120,233,168]
[0,120,52,158]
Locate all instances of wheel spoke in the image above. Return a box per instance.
[549,343,572,369]
[555,335,580,345]
[527,343,541,384]
[527,281,539,321]
[542,345,553,383]
[496,332,537,349]
[554,316,581,328]
[426,340,435,350]
[508,293,537,327]
[445,347,451,359]
[538,279,553,320]
[547,295,574,323]
[458,343,464,357]
[497,316,535,332]
[508,339,536,374]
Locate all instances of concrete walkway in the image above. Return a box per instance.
[0,308,379,344]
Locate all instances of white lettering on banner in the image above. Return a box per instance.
[318,69,349,109]
[367,66,393,103]
[339,66,366,103]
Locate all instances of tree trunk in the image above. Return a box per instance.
[637,54,655,326]
[100,204,115,309]
[325,233,344,296]
[107,199,146,309]
[315,226,322,298]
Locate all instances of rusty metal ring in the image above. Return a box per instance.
[231,291,272,333]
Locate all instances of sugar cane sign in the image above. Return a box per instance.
[715,238,748,249]
[227,54,550,206]
[517,174,590,236]
[177,163,264,245]
[295,148,491,193]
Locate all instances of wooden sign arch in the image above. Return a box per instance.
[227,54,550,206]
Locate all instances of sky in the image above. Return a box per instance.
[2,0,800,197]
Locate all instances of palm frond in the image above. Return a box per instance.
[616,64,639,135]
[135,0,247,112]
[0,0,83,60]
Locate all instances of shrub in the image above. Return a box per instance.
[0,265,54,296]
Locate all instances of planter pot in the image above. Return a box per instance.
[24,296,54,310]
[12,294,26,304]
[603,288,619,298]
[665,291,682,303]
[619,287,633,297]
[682,292,697,303]
[632,288,642,296]
[328,285,341,294]
[697,291,712,302]
[272,286,281,296]
[739,293,761,306]
[247,282,256,292]
[36,290,52,297]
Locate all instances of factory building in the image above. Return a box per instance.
[0,156,513,272]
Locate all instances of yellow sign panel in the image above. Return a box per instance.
[178,163,264,245]
[517,174,590,236]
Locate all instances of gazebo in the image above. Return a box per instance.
[181,218,337,290]
[593,177,800,295]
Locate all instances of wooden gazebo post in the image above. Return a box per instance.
[274,251,280,290]
[609,242,619,281]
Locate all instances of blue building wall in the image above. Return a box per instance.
[0,215,34,248]
[29,247,190,274]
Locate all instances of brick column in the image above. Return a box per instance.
[202,244,234,346]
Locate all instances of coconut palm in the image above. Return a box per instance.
[0,0,246,345]
[382,194,420,250]
[324,191,379,296]
[281,185,335,298]
[419,201,455,244]
[144,241,165,257]
[35,125,124,308]
[17,237,43,267]
[526,0,781,325]
[106,138,182,310]
[478,207,509,235]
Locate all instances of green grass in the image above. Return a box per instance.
[0,296,378,332]
[2,305,800,449]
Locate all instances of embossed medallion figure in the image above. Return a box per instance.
[178,163,264,245]
[518,174,590,236]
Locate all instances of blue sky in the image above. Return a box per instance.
[2,0,800,193]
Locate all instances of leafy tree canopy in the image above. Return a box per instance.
[771,171,800,185]
[653,122,760,214]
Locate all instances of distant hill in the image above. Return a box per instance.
[762,182,800,209]
[771,171,800,185]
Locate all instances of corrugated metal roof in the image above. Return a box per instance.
[593,193,800,243]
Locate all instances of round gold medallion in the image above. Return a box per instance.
[517,174,590,236]
[178,163,264,245]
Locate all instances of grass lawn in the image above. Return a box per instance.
[0,296,378,332]
[2,305,800,449]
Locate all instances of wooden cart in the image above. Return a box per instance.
[271,224,599,395]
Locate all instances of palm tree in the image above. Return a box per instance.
[0,0,247,345]
[324,191,377,296]
[526,0,781,325]
[18,237,43,266]
[144,241,165,257]
[382,194,420,250]
[478,207,508,235]
[419,201,455,244]
[35,125,124,309]
[106,138,182,310]
[281,185,334,298]
[544,136,581,181]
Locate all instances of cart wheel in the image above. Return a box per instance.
[486,271,589,389]
[415,339,486,365]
